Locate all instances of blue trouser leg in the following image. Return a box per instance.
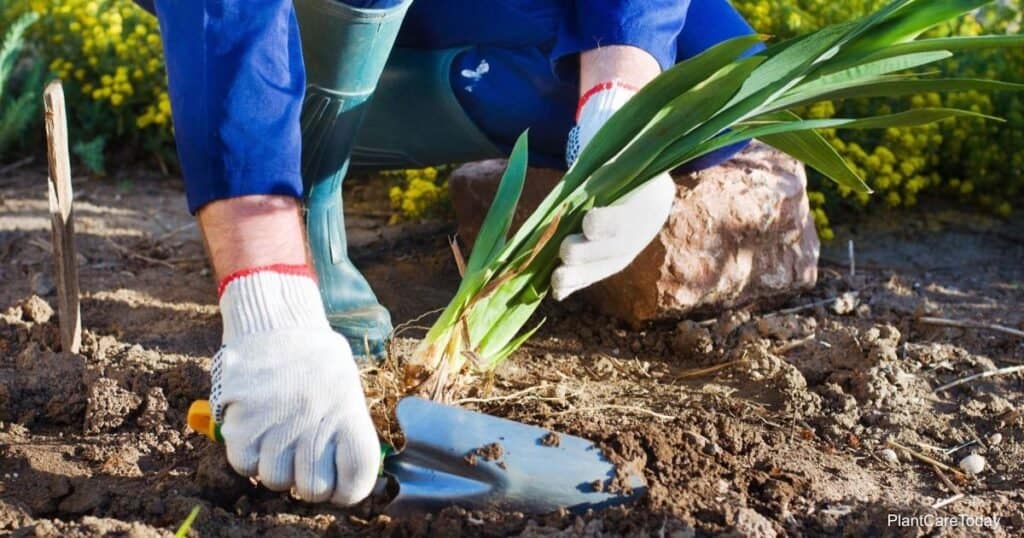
[144,0,307,214]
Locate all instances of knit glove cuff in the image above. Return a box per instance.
[566,80,638,166]
[218,265,329,343]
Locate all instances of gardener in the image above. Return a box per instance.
[139,0,762,507]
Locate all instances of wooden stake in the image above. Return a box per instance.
[43,81,81,354]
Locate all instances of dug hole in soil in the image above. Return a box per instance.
[1,167,1022,536]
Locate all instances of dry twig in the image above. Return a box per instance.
[931,493,965,510]
[768,293,858,317]
[915,441,947,454]
[933,364,1024,393]
[391,307,446,338]
[887,440,967,480]
[772,335,815,355]
[918,316,1024,339]
[698,292,862,326]
[931,463,962,495]
[943,439,980,456]
[453,385,549,405]
[550,404,676,421]
[104,237,178,269]
[673,360,740,382]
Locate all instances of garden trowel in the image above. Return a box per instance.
[188,396,645,515]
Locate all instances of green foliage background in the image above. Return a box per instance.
[1,0,172,173]
[1,0,1022,231]
[0,12,42,161]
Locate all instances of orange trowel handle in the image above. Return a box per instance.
[187,400,222,442]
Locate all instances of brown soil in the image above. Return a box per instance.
[1,167,1023,536]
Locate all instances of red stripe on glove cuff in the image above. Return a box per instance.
[576,80,640,122]
[217,264,317,298]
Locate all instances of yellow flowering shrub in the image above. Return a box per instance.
[2,0,171,173]
[387,166,451,223]
[736,0,1024,238]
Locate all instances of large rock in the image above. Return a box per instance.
[448,141,819,326]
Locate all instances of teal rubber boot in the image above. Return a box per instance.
[349,47,504,172]
[294,0,412,359]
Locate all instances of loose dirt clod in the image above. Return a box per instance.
[1,346,87,425]
[756,314,816,340]
[84,377,142,434]
[137,387,169,432]
[729,507,779,538]
[464,442,508,471]
[18,295,53,324]
[540,432,560,447]
[672,320,716,360]
[471,442,504,462]
[830,291,859,315]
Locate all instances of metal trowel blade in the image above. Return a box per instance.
[382,396,645,516]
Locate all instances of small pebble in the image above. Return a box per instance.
[878,448,899,464]
[830,291,859,315]
[987,433,1002,446]
[959,453,986,475]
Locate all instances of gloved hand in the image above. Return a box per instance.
[553,81,676,301]
[211,265,380,506]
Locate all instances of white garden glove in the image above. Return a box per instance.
[211,265,380,506]
[553,81,676,301]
